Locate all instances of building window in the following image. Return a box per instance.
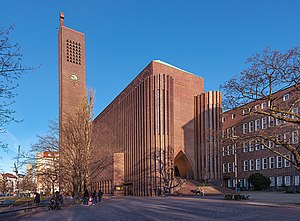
[243,142,248,153]
[254,104,260,111]
[238,179,243,187]
[268,116,275,127]
[277,176,283,186]
[231,126,236,137]
[243,123,248,134]
[262,117,267,129]
[222,147,226,156]
[249,121,254,132]
[255,159,261,170]
[250,159,254,171]
[276,113,282,125]
[276,156,282,168]
[255,140,261,151]
[268,140,275,149]
[227,145,231,155]
[226,128,231,138]
[244,178,248,188]
[243,160,248,171]
[262,158,268,169]
[284,155,290,167]
[285,176,291,186]
[232,144,236,155]
[292,130,299,144]
[269,157,275,169]
[249,140,254,152]
[228,163,232,173]
[284,133,290,144]
[276,134,283,147]
[222,130,225,139]
[228,179,232,188]
[231,113,236,119]
[242,109,248,116]
[283,94,290,101]
[261,102,267,109]
[295,176,300,186]
[270,177,275,186]
[223,163,227,173]
[292,108,298,119]
[222,117,226,122]
[255,119,260,131]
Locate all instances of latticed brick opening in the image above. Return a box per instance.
[66,39,81,65]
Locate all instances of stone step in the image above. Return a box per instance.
[173,180,235,196]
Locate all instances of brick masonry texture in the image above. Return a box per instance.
[90,61,205,196]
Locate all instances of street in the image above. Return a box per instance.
[2,196,299,221]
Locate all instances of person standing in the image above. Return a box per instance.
[33,192,40,204]
[98,189,103,202]
[92,190,97,204]
[83,189,89,205]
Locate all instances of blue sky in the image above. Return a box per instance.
[1,0,300,173]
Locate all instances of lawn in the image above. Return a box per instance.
[0,196,49,206]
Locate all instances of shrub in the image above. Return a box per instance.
[248,173,271,190]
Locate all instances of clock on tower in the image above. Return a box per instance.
[58,12,86,123]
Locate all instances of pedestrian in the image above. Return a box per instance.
[92,190,97,204]
[83,189,89,205]
[55,191,61,209]
[98,189,103,202]
[33,192,40,204]
[196,186,204,196]
[88,195,94,206]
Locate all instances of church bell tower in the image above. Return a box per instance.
[58,12,86,124]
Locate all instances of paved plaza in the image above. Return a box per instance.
[1,192,299,221]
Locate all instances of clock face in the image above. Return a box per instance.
[70,73,78,82]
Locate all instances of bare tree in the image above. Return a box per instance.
[20,89,111,196]
[62,90,111,195]
[18,171,36,194]
[19,123,59,194]
[220,46,300,171]
[0,25,35,150]
[59,89,95,196]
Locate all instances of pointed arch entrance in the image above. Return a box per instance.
[174,151,194,180]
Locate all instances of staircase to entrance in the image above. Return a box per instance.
[172,179,235,196]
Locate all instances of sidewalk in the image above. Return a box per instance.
[242,191,300,206]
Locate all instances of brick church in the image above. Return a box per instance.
[58,13,222,196]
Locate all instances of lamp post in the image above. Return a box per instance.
[231,136,238,195]
[234,146,238,194]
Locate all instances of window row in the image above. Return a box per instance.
[243,156,291,171]
[226,175,299,188]
[242,109,299,134]
[269,175,299,187]
[222,145,236,156]
[223,94,291,122]
[222,162,236,173]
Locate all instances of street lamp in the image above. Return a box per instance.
[232,136,238,195]
[234,145,238,194]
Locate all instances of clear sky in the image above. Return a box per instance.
[1,0,300,173]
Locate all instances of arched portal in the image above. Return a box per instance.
[174,151,194,180]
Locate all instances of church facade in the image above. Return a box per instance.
[89,61,222,196]
[58,13,222,196]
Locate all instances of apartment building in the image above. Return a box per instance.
[222,86,300,190]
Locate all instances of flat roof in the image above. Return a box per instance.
[153,60,200,77]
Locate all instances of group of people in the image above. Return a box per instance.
[33,191,64,210]
[83,189,103,206]
[49,191,64,210]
